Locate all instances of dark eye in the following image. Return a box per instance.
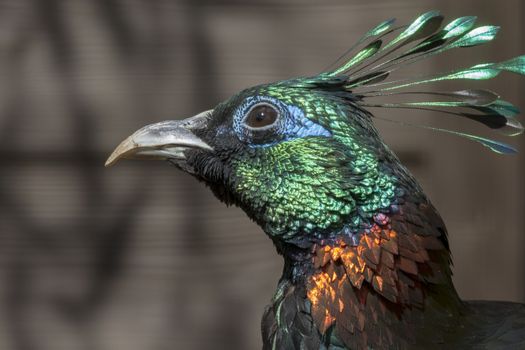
[244,104,279,129]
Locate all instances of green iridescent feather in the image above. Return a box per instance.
[323,10,525,154]
[381,11,443,51]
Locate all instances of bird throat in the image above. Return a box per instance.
[230,138,399,241]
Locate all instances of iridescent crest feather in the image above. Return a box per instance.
[323,11,525,153]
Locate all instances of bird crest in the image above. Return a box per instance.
[314,11,524,154]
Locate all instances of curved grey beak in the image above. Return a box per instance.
[105,110,213,167]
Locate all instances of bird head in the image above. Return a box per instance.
[106,77,398,244]
[106,11,525,248]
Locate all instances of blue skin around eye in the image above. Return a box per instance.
[233,96,331,147]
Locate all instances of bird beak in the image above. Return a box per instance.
[105,110,214,167]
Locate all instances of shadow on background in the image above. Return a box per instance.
[0,1,523,349]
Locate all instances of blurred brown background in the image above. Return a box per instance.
[0,1,524,349]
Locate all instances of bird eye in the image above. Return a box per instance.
[244,104,279,129]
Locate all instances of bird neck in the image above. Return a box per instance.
[270,186,463,346]
[275,201,462,348]
[256,137,466,347]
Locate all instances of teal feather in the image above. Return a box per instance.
[345,72,389,88]
[367,18,397,37]
[336,20,501,91]
[475,99,521,118]
[324,19,395,74]
[447,25,500,48]
[382,11,443,50]
[371,65,501,91]
[400,16,477,57]
[442,16,478,39]
[330,40,382,76]
[452,133,517,154]
[363,102,523,136]
[394,25,499,69]
[330,12,443,77]
[362,89,499,106]
[322,11,525,153]
[493,55,525,75]
[330,16,500,84]
[374,115,518,154]
[372,101,491,108]
[398,23,496,62]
